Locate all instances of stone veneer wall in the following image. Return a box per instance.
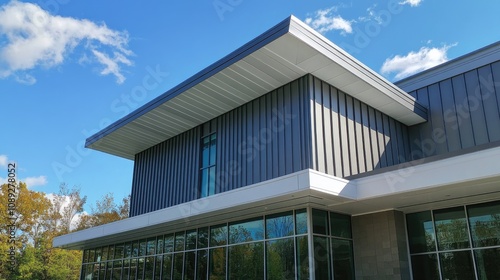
[352,210,410,280]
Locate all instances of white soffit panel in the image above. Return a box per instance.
[86,15,426,160]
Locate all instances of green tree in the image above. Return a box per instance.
[76,192,130,230]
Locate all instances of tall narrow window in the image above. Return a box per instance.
[200,133,216,198]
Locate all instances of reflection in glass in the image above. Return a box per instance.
[295,209,308,235]
[95,247,102,262]
[165,234,174,253]
[266,211,294,239]
[101,246,108,261]
[410,254,439,280]
[122,259,130,280]
[198,227,209,249]
[475,248,500,280]
[129,258,137,280]
[162,254,173,280]
[296,236,309,280]
[173,253,184,280]
[406,211,436,253]
[312,209,328,235]
[209,247,226,280]
[112,260,122,280]
[147,238,156,256]
[228,242,264,279]
[330,213,352,239]
[137,258,145,279]
[157,237,164,255]
[434,207,470,250]
[210,224,227,247]
[439,251,475,280]
[175,232,185,251]
[229,218,264,244]
[331,239,354,280]
[155,256,162,279]
[115,243,124,259]
[313,236,330,279]
[124,242,132,258]
[184,251,196,280]
[266,238,295,280]
[132,241,139,257]
[467,201,500,247]
[139,239,147,256]
[197,249,208,280]
[186,230,197,250]
[144,256,154,280]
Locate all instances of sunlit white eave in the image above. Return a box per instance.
[85,15,427,160]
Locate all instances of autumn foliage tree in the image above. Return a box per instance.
[0,182,129,280]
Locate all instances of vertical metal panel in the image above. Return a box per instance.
[338,90,350,177]
[465,69,489,145]
[375,111,387,168]
[439,79,461,152]
[361,103,373,171]
[330,88,343,176]
[313,77,325,173]
[130,76,312,216]
[428,83,447,155]
[478,65,500,142]
[492,62,500,122]
[368,107,380,168]
[354,99,366,174]
[322,81,334,175]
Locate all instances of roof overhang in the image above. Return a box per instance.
[54,145,500,250]
[86,15,427,160]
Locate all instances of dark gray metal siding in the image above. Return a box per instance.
[310,75,411,177]
[407,61,500,159]
[130,76,312,216]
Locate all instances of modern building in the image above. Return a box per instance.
[53,16,500,280]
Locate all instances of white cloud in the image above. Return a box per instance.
[0,155,7,168]
[22,175,48,188]
[305,7,353,35]
[381,44,456,80]
[399,0,423,7]
[0,1,132,84]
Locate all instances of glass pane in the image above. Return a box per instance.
[330,212,352,239]
[439,251,475,280]
[186,230,197,250]
[209,247,226,280]
[137,258,145,279]
[88,249,95,263]
[155,256,162,280]
[140,239,148,256]
[173,253,184,280]
[410,254,439,280]
[475,247,500,280]
[228,242,264,280]
[202,136,210,167]
[208,167,216,196]
[296,236,309,280]
[112,260,122,280]
[115,243,124,259]
[175,232,185,251]
[467,201,500,247]
[147,238,156,255]
[83,250,89,263]
[132,241,139,257]
[124,242,132,258]
[266,211,294,239]
[209,134,217,166]
[331,239,354,280]
[184,251,196,280]
[198,227,209,249]
[123,259,130,279]
[295,209,308,235]
[144,256,154,280]
[130,258,137,280]
[157,237,164,255]
[313,236,330,279]
[266,238,295,280]
[312,209,328,235]
[406,211,436,253]
[434,207,470,250]
[162,254,173,280]
[229,218,264,244]
[210,224,227,247]
[101,246,109,261]
[197,250,208,280]
[109,246,115,261]
[95,247,102,262]
[165,234,175,253]
[200,169,209,198]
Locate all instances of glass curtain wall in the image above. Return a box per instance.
[406,200,500,280]
[80,208,354,280]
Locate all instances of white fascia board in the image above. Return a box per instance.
[354,146,500,199]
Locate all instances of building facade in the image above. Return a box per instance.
[54,16,500,280]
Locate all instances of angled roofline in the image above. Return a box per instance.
[86,15,427,160]
[396,41,500,92]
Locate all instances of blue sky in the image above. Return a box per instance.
[1,0,499,211]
